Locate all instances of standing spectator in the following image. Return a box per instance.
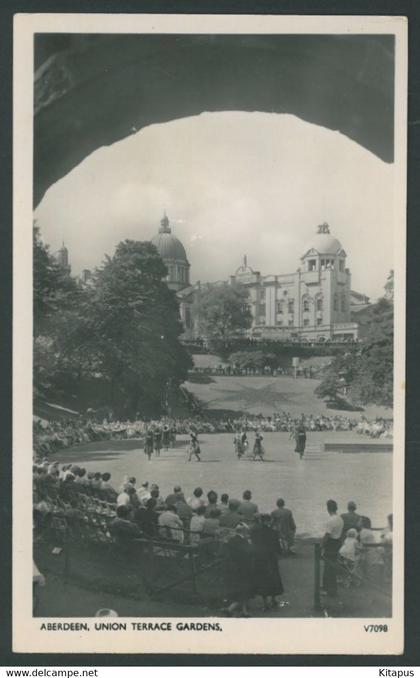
[251,514,284,610]
[271,498,296,554]
[341,501,362,536]
[239,490,259,524]
[321,499,344,597]
[359,516,384,580]
[222,523,255,617]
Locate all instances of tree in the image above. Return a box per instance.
[347,298,393,408]
[33,223,82,336]
[33,224,87,399]
[72,240,193,416]
[315,297,393,409]
[193,284,252,355]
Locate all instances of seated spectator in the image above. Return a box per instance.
[150,487,165,511]
[165,486,186,508]
[205,490,219,517]
[239,490,259,524]
[74,467,89,488]
[134,498,158,538]
[176,499,193,528]
[91,472,102,492]
[220,493,229,513]
[117,488,131,507]
[271,498,296,553]
[190,505,206,545]
[219,499,242,529]
[100,473,117,502]
[110,505,141,546]
[341,501,362,536]
[137,481,151,505]
[187,487,205,511]
[158,505,184,543]
[202,508,221,537]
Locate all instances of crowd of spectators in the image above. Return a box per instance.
[33,412,392,457]
[33,459,392,614]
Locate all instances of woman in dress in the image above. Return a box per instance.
[250,514,284,611]
[222,523,255,617]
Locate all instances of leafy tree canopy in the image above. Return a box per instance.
[315,296,393,409]
[193,284,252,356]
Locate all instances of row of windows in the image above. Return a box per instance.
[307,258,345,272]
[257,318,324,327]
[257,297,347,313]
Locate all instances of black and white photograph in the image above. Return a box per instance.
[13,13,406,654]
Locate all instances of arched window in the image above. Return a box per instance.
[341,296,346,312]
[303,298,310,312]
[333,294,338,312]
[316,296,323,312]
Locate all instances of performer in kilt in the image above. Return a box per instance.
[188,431,201,462]
[253,430,265,461]
[162,424,171,451]
[144,428,154,461]
[153,426,162,457]
[292,423,307,459]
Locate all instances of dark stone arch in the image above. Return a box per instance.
[34,33,394,207]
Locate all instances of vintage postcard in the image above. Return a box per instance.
[13,13,406,654]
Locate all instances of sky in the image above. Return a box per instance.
[35,111,395,300]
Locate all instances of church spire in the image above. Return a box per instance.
[159,210,171,234]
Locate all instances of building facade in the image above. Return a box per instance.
[229,223,359,341]
[151,218,362,342]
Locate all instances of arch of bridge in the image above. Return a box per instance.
[34,34,394,207]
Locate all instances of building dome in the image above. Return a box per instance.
[302,222,342,257]
[151,212,190,292]
[151,213,188,262]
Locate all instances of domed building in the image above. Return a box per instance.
[151,212,190,292]
[151,212,195,337]
[227,222,360,341]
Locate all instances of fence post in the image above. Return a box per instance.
[64,542,70,581]
[313,542,322,612]
[190,549,198,594]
